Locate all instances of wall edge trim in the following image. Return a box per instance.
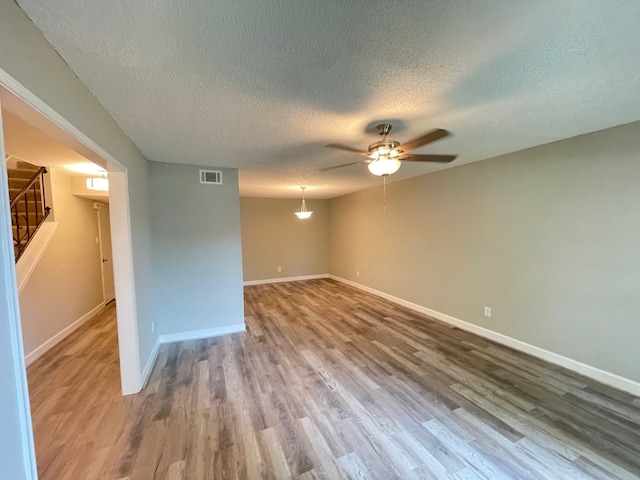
[329,275,640,397]
[243,274,329,286]
[25,302,105,366]
[140,337,161,390]
[159,324,246,344]
[16,222,58,294]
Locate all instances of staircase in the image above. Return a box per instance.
[6,160,50,261]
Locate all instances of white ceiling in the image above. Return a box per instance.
[16,0,640,198]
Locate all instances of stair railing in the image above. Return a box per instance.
[10,167,51,262]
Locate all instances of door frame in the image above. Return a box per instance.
[0,67,143,477]
[0,74,142,394]
[0,93,37,480]
[96,202,116,304]
[0,68,143,480]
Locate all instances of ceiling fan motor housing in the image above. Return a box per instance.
[376,123,393,136]
[368,140,401,159]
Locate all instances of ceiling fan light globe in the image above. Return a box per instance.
[368,158,401,176]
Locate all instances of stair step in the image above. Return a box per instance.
[12,225,38,252]
[15,161,40,171]
[9,188,42,203]
[11,212,46,224]
[8,162,47,262]
[13,200,43,214]
[12,224,38,236]
[6,168,37,180]
[8,177,31,188]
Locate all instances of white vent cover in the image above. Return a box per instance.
[199,169,222,185]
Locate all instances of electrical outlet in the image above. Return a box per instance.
[151,321,155,332]
[356,270,360,277]
[277,266,282,272]
[484,306,492,318]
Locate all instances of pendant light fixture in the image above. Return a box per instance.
[294,187,313,219]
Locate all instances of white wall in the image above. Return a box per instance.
[330,121,640,386]
[19,169,104,359]
[150,163,245,335]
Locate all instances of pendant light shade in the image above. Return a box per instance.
[294,187,313,219]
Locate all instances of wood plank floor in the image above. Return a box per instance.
[27,279,640,479]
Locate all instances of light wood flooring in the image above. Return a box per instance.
[27,279,640,479]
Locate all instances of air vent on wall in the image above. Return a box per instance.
[199,169,222,185]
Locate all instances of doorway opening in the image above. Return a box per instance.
[0,84,141,393]
[96,202,116,305]
[0,80,143,477]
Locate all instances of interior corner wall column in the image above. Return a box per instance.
[108,171,143,394]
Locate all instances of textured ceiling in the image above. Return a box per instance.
[16,0,640,198]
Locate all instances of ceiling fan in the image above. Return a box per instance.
[322,124,457,176]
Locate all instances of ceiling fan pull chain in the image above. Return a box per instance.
[383,175,387,212]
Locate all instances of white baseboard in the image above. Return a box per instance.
[159,323,246,344]
[25,302,105,366]
[140,323,247,387]
[141,337,161,388]
[243,273,329,286]
[329,275,640,397]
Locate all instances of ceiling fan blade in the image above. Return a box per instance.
[402,154,457,163]
[400,129,450,153]
[325,143,368,155]
[319,160,367,171]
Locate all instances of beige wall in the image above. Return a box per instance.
[330,121,640,384]
[19,169,104,356]
[240,197,330,281]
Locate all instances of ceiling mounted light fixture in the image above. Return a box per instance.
[365,124,402,176]
[86,177,109,191]
[367,157,402,176]
[294,187,313,219]
[322,124,456,176]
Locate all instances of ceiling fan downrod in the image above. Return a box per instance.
[376,123,393,139]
